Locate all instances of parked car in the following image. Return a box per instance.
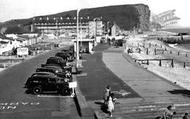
[43,66,72,79]
[36,67,65,77]
[46,57,66,68]
[31,72,58,77]
[25,74,71,95]
[41,63,72,73]
[55,52,73,61]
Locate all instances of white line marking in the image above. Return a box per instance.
[37,95,72,98]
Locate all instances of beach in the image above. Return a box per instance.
[125,34,190,90]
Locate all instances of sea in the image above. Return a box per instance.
[162,28,190,51]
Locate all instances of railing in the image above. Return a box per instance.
[134,58,190,69]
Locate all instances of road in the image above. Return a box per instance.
[0,47,80,119]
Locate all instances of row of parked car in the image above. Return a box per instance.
[24,46,75,96]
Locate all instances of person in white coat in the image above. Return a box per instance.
[107,96,114,117]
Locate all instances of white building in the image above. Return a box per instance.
[0,34,15,55]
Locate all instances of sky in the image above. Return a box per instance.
[0,0,190,27]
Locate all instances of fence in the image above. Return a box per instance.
[134,58,174,67]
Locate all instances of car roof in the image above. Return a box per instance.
[30,75,62,80]
[31,72,57,77]
[43,66,62,70]
[37,67,56,71]
[48,56,63,60]
[42,63,62,68]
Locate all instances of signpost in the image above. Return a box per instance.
[17,47,29,57]
[69,81,77,97]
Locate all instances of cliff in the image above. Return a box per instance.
[0,4,150,34]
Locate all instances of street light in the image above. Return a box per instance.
[76,9,80,68]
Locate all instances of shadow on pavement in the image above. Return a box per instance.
[168,89,190,97]
[95,101,108,113]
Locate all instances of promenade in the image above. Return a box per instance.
[76,43,190,119]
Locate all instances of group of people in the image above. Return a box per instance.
[103,85,117,117]
[156,105,188,119]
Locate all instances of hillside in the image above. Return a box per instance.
[0,4,150,34]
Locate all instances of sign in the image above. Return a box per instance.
[17,47,29,56]
[69,81,77,88]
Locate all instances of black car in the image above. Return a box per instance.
[25,74,71,95]
[55,52,70,61]
[31,72,58,77]
[41,63,72,73]
[36,67,72,80]
[56,52,74,62]
[46,57,66,68]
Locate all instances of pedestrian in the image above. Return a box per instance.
[162,105,176,119]
[107,96,114,117]
[103,85,111,105]
[183,112,188,119]
[110,92,117,104]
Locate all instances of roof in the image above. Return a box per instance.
[0,34,14,41]
[72,38,94,42]
[33,16,92,23]
[0,40,9,44]
[0,34,7,39]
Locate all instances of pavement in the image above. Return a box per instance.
[76,44,140,101]
[76,43,190,119]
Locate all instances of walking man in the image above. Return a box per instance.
[183,112,188,119]
[103,85,111,105]
[162,105,176,119]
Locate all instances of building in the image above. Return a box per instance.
[0,34,21,55]
[111,23,120,36]
[89,20,104,37]
[32,16,104,38]
[72,38,95,54]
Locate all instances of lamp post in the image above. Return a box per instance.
[76,9,80,68]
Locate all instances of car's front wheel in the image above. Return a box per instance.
[32,86,42,95]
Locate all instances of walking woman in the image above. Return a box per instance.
[107,96,114,117]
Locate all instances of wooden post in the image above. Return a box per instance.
[149,43,151,48]
[147,59,149,65]
[146,48,149,55]
[154,48,156,55]
[171,59,174,68]
[184,62,186,68]
[159,59,162,66]
[138,48,141,53]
